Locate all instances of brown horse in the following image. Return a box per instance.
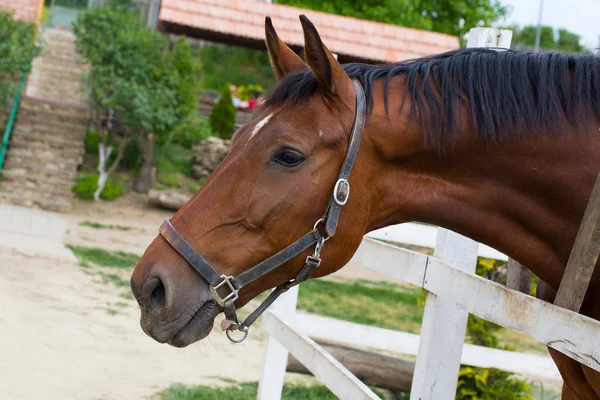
[130,16,600,398]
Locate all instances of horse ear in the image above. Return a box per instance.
[265,17,305,80]
[299,15,354,102]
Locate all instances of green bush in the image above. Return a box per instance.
[72,173,125,201]
[0,10,38,107]
[156,172,183,188]
[210,86,236,139]
[121,138,144,171]
[158,144,193,177]
[172,113,213,148]
[238,84,263,101]
[457,367,532,399]
[84,130,99,153]
[198,44,275,91]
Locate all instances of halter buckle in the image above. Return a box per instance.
[333,179,350,206]
[210,275,239,307]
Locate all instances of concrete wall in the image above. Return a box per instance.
[0,0,43,23]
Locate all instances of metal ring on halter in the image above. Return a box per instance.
[226,325,249,343]
[312,218,331,241]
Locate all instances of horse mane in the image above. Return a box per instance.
[264,48,600,149]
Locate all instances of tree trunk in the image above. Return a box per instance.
[134,132,156,192]
[286,340,415,393]
[94,129,113,201]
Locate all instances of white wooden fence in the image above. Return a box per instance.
[256,28,600,399]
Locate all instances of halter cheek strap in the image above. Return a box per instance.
[159,79,367,343]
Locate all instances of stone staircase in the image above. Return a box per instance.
[0,28,89,213]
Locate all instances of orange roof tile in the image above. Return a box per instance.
[159,0,459,63]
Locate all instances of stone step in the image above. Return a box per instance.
[4,148,83,170]
[10,130,84,152]
[18,106,89,124]
[1,169,77,192]
[19,98,89,119]
[32,57,84,73]
[0,181,75,199]
[39,50,81,63]
[16,112,88,131]
[13,124,86,142]
[4,147,82,169]
[26,76,85,92]
[24,84,87,103]
[2,160,79,181]
[31,66,83,82]
[45,31,76,44]
[0,191,72,213]
[8,140,85,158]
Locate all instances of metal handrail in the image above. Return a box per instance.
[0,74,28,177]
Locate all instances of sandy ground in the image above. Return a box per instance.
[0,194,400,400]
[0,249,271,400]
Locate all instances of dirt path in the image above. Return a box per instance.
[0,250,267,400]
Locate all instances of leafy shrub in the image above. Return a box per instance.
[457,367,532,400]
[466,314,503,348]
[72,173,125,201]
[156,172,183,188]
[158,144,193,177]
[0,10,38,107]
[171,113,213,148]
[210,86,236,139]
[84,130,99,153]
[238,84,263,101]
[121,138,144,171]
[198,44,275,91]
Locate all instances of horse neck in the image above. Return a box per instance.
[362,77,600,290]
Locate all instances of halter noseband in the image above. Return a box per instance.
[159,79,367,343]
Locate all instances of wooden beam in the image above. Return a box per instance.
[555,172,600,312]
[410,229,479,400]
[507,258,531,294]
[287,340,415,392]
[257,286,300,400]
[354,238,600,372]
[262,312,380,400]
[290,313,561,380]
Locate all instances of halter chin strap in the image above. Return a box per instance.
[159,79,367,343]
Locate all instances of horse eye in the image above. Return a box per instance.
[274,149,305,167]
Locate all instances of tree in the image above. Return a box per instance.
[276,0,507,41]
[73,2,200,196]
[0,10,38,107]
[557,29,584,53]
[209,86,236,139]
[510,24,588,53]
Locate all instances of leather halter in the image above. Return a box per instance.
[159,79,367,343]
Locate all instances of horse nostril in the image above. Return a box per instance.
[151,280,166,310]
[143,276,166,311]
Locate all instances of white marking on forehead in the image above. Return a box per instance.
[250,112,275,139]
[319,129,324,137]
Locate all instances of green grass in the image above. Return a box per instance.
[157,382,391,400]
[79,220,132,231]
[157,171,185,188]
[297,279,425,333]
[97,271,130,288]
[67,245,140,269]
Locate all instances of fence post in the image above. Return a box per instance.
[257,285,300,400]
[409,229,478,399]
